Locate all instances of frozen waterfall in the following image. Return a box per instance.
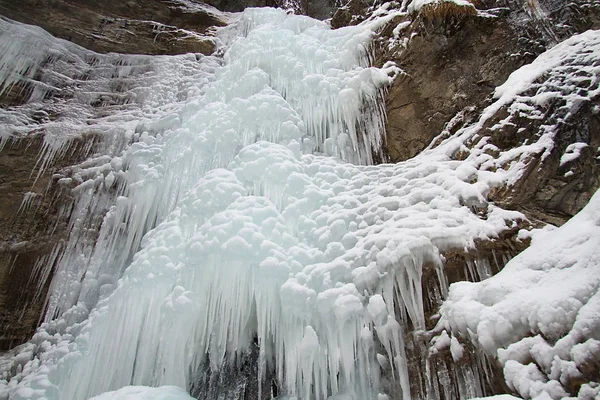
[2,4,598,400]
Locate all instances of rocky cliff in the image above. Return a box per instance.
[0,0,226,55]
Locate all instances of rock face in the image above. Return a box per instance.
[382,12,527,162]
[0,137,56,350]
[471,78,600,226]
[0,135,92,350]
[0,0,227,55]
[368,0,600,225]
[333,0,600,228]
[378,0,600,164]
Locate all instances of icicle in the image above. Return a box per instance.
[17,191,40,215]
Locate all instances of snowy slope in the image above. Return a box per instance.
[432,27,600,400]
[440,189,600,400]
[88,386,195,400]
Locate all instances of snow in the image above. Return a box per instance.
[407,0,476,14]
[0,5,598,400]
[560,142,588,166]
[89,386,195,400]
[440,188,600,399]
[428,29,600,193]
[449,335,464,362]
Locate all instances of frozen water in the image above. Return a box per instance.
[1,7,427,400]
[88,386,195,400]
[1,5,599,400]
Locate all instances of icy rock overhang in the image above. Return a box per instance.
[0,12,226,351]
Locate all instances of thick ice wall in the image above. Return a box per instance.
[39,6,401,325]
[0,7,410,399]
[13,134,523,399]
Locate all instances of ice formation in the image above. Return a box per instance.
[0,3,598,400]
[88,386,195,400]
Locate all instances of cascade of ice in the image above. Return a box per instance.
[0,6,530,400]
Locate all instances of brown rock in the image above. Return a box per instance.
[0,0,226,56]
[0,130,101,350]
[380,10,540,162]
[377,0,600,163]
[0,137,59,350]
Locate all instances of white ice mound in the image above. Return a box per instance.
[41,135,521,400]
[440,188,600,400]
[89,386,195,400]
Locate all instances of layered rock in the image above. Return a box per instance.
[0,0,227,55]
[376,0,600,166]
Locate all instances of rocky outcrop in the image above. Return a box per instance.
[382,12,531,162]
[472,88,600,226]
[0,137,55,350]
[362,0,600,226]
[0,0,227,55]
[377,0,600,164]
[0,135,94,349]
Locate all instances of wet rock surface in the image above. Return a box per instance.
[0,136,68,350]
